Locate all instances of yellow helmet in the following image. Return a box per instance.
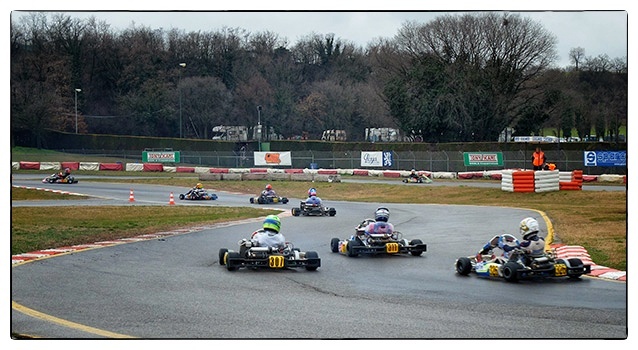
[196,183,203,189]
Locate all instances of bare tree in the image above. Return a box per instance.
[569,47,586,70]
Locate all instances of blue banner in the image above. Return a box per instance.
[584,151,626,167]
[383,151,393,167]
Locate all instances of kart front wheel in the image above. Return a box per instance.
[305,251,320,271]
[456,257,472,275]
[218,248,228,266]
[292,207,301,216]
[347,239,361,257]
[330,238,340,253]
[502,261,521,282]
[226,252,241,271]
[409,239,424,256]
[179,194,185,200]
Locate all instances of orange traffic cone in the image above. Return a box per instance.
[129,189,135,202]
[169,192,175,205]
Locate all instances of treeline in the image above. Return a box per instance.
[10,12,627,147]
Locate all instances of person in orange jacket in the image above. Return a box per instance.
[532,147,546,171]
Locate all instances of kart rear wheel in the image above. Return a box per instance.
[330,238,340,253]
[456,257,472,275]
[409,239,424,256]
[226,252,241,271]
[218,248,228,266]
[347,239,361,257]
[305,251,320,271]
[502,261,521,282]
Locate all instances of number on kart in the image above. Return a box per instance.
[489,264,499,277]
[269,255,284,268]
[554,263,567,277]
[385,243,399,254]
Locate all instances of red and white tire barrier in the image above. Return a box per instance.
[552,244,626,281]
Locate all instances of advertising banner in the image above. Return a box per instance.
[361,151,393,167]
[254,151,292,166]
[584,151,626,167]
[463,152,503,166]
[142,151,180,163]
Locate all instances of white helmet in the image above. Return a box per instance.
[375,207,390,222]
[520,217,540,240]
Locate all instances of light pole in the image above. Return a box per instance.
[257,105,262,151]
[178,62,186,138]
[74,88,82,134]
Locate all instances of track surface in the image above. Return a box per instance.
[10,176,627,339]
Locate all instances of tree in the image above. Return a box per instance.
[569,47,585,70]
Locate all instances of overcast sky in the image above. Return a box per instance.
[7,2,630,69]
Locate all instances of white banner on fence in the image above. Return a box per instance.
[360,151,383,167]
[254,152,292,166]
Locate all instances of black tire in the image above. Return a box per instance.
[249,197,254,204]
[347,239,361,257]
[257,196,266,204]
[226,252,241,271]
[330,238,340,253]
[218,248,228,266]
[47,178,55,183]
[456,257,472,275]
[402,179,408,183]
[566,258,585,279]
[409,239,424,256]
[179,194,185,200]
[329,208,336,216]
[305,251,320,271]
[282,197,289,204]
[502,261,521,282]
[292,208,300,216]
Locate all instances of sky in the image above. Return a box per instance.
[6,2,630,69]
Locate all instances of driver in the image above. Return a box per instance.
[189,183,205,199]
[261,184,277,197]
[305,187,322,206]
[57,167,71,180]
[477,233,520,263]
[408,169,420,180]
[518,217,546,256]
[250,215,286,249]
[364,207,394,237]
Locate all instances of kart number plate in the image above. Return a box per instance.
[269,255,284,268]
[554,263,567,277]
[385,243,399,254]
[272,198,279,203]
[488,264,499,277]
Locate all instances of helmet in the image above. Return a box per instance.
[266,184,272,190]
[64,167,71,174]
[498,234,520,252]
[520,217,540,240]
[262,214,281,233]
[196,183,203,189]
[411,169,416,173]
[374,207,390,222]
[308,188,317,197]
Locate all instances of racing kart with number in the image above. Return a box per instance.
[249,194,289,204]
[42,174,77,184]
[455,247,591,282]
[218,240,320,271]
[178,189,218,200]
[330,219,427,257]
[291,200,336,217]
[402,175,432,184]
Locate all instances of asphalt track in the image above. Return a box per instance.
[10,175,627,340]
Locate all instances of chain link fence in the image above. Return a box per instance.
[49,148,625,175]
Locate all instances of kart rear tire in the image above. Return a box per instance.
[456,257,472,275]
[409,239,424,256]
[226,252,240,271]
[347,239,361,257]
[218,248,228,266]
[305,251,320,271]
[502,261,521,282]
[330,238,340,253]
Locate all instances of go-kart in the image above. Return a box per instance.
[455,247,591,282]
[291,199,336,217]
[218,240,320,271]
[42,174,77,184]
[330,219,427,257]
[402,175,432,184]
[178,189,218,200]
[249,194,289,204]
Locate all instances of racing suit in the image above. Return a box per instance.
[261,189,277,197]
[364,221,395,236]
[251,229,286,249]
[305,196,322,206]
[520,234,545,256]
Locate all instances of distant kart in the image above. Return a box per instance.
[291,200,336,217]
[42,174,77,184]
[330,219,427,257]
[249,194,289,204]
[178,190,218,200]
[455,247,591,282]
[218,240,320,271]
[402,175,432,184]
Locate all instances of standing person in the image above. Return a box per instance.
[531,146,546,171]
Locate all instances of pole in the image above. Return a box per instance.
[257,105,262,151]
[74,88,81,134]
[178,63,186,138]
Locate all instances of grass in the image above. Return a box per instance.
[12,177,627,271]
